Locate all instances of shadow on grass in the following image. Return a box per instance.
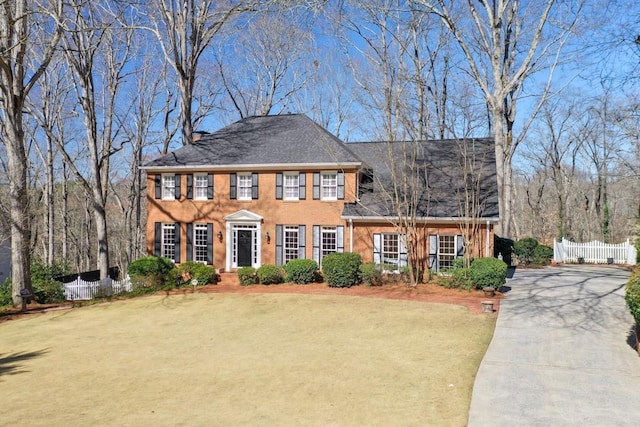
[0,349,49,377]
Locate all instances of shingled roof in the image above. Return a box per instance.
[343,138,499,220]
[143,114,361,169]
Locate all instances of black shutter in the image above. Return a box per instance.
[207,174,214,199]
[313,172,320,199]
[230,173,237,199]
[299,225,306,258]
[275,224,283,266]
[154,222,161,256]
[207,223,213,264]
[174,223,181,263]
[174,174,181,200]
[186,223,193,261]
[187,174,193,199]
[154,175,161,199]
[337,171,345,199]
[276,173,283,200]
[299,173,306,200]
[429,234,438,270]
[251,173,259,199]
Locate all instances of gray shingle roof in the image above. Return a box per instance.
[343,138,499,219]
[144,114,361,168]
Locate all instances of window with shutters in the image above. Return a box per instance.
[321,226,337,257]
[194,174,208,200]
[438,235,456,270]
[162,223,176,261]
[162,174,175,200]
[284,173,299,200]
[283,226,299,263]
[193,224,208,263]
[237,173,252,200]
[321,172,337,200]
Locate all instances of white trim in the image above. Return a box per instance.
[193,173,208,200]
[224,209,263,270]
[161,173,175,200]
[142,162,361,172]
[342,215,500,224]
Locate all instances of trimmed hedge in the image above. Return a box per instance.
[514,237,538,265]
[283,259,318,284]
[359,262,382,287]
[177,261,218,286]
[237,267,258,286]
[625,270,640,325]
[470,257,508,290]
[128,256,176,289]
[257,264,284,285]
[322,252,362,288]
[533,244,554,265]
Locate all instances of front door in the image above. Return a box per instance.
[237,230,253,267]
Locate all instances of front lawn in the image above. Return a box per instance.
[1,293,494,426]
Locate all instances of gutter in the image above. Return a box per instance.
[141,162,362,173]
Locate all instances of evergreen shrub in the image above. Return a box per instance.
[283,259,318,284]
[322,252,362,288]
[469,257,508,290]
[514,237,539,265]
[128,256,175,289]
[237,267,258,286]
[625,270,640,325]
[533,244,554,265]
[256,264,284,285]
[177,261,218,286]
[359,262,382,286]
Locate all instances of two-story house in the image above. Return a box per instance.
[142,114,499,273]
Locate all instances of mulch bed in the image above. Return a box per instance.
[1,278,502,323]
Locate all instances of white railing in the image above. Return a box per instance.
[63,276,132,301]
[554,238,637,265]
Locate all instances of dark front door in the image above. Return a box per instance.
[237,230,253,267]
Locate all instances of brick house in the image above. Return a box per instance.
[142,114,499,273]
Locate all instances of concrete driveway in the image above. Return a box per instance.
[468,265,640,426]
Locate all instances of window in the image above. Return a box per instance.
[283,226,299,263]
[162,223,176,261]
[237,173,252,200]
[321,226,337,258]
[162,174,175,200]
[193,224,208,263]
[321,172,337,200]
[194,174,208,200]
[373,233,408,270]
[438,235,456,270]
[284,173,299,200]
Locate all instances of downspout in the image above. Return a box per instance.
[349,218,354,252]
[486,220,491,257]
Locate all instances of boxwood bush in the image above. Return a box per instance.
[237,267,258,286]
[322,252,362,288]
[283,259,318,284]
[533,244,554,265]
[257,264,284,285]
[359,262,382,287]
[177,261,218,286]
[625,270,640,325]
[128,256,176,289]
[470,257,508,290]
[514,237,539,265]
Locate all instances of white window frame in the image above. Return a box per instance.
[193,224,208,263]
[283,173,299,201]
[161,223,176,261]
[162,174,175,200]
[438,235,456,270]
[237,173,252,200]
[321,172,337,200]
[194,173,208,200]
[283,225,299,263]
[321,226,337,258]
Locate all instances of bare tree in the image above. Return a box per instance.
[0,0,63,305]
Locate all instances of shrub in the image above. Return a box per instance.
[0,278,12,306]
[514,237,539,265]
[625,270,640,325]
[400,265,424,284]
[283,259,318,284]
[237,267,258,286]
[450,267,473,291]
[128,256,175,289]
[177,261,218,286]
[30,258,69,303]
[469,257,508,290]
[322,252,362,288]
[257,264,284,285]
[532,244,554,265]
[359,262,382,287]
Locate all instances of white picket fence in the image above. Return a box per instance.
[63,276,132,301]
[554,238,637,265]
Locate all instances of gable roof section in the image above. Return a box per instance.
[343,138,499,220]
[143,114,361,170]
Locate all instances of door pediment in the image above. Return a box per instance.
[224,209,263,222]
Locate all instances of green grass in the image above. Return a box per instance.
[0,293,495,426]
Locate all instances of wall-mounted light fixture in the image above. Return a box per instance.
[217,230,223,241]
[265,231,271,244]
